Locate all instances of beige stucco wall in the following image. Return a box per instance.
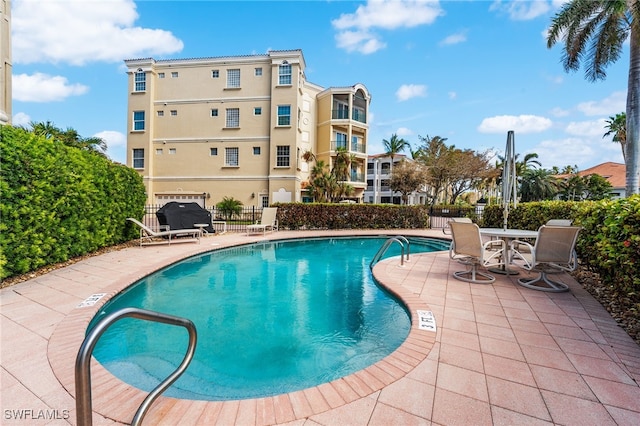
[0,0,11,125]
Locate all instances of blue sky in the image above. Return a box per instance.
[11,0,628,170]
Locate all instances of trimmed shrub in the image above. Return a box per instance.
[0,125,146,279]
[274,203,430,230]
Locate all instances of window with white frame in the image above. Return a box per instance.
[336,132,347,149]
[170,110,177,116]
[134,70,146,92]
[158,72,165,78]
[133,148,144,169]
[133,111,145,131]
[171,72,178,78]
[157,110,164,117]
[276,145,290,167]
[253,147,261,155]
[225,147,239,166]
[254,107,262,115]
[155,148,163,155]
[211,70,219,78]
[210,147,218,156]
[255,67,262,76]
[211,109,218,117]
[169,148,176,154]
[279,64,291,85]
[227,69,240,88]
[277,105,291,126]
[226,108,239,128]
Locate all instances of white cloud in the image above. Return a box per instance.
[12,0,183,65]
[478,114,553,134]
[396,127,413,137]
[95,130,127,163]
[332,0,444,54]
[565,118,608,138]
[576,91,626,116]
[12,112,31,126]
[396,84,427,101]
[440,31,467,46]
[13,73,89,102]
[550,107,570,117]
[532,135,623,169]
[489,0,551,20]
[448,91,457,100]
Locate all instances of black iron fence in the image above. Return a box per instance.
[142,204,486,232]
[143,205,265,233]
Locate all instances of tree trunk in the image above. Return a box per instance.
[626,21,640,195]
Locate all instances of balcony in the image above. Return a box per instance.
[330,108,367,124]
[331,141,367,154]
[332,109,349,120]
[352,108,366,124]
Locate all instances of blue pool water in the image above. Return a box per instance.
[89,236,448,401]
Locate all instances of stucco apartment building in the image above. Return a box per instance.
[125,50,371,207]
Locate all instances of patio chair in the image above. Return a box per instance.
[449,221,505,284]
[126,218,201,247]
[246,207,278,235]
[509,225,581,292]
[442,217,472,235]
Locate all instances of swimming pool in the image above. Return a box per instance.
[89,236,448,401]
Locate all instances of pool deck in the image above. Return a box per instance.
[2,229,640,425]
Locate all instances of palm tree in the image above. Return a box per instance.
[604,112,627,162]
[519,168,560,202]
[546,0,640,195]
[382,133,410,174]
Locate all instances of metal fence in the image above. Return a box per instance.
[142,204,486,232]
[143,205,265,234]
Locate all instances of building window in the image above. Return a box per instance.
[210,147,218,156]
[225,147,239,166]
[133,148,144,169]
[134,70,146,92]
[170,110,177,116]
[253,147,261,155]
[255,67,262,76]
[169,148,176,154]
[157,110,164,117]
[211,109,218,117]
[156,149,163,155]
[227,69,240,88]
[133,111,145,131]
[211,70,219,78]
[226,108,239,128]
[276,145,290,167]
[254,107,262,115]
[277,105,291,126]
[279,64,292,85]
[336,132,347,149]
[171,72,178,78]
[158,72,165,78]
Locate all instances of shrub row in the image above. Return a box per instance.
[481,198,640,294]
[274,203,430,230]
[0,126,147,279]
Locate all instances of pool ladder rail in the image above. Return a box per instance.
[75,307,197,426]
[370,236,410,268]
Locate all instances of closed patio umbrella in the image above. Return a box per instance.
[502,130,517,230]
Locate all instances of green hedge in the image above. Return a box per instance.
[0,125,147,279]
[274,203,430,230]
[480,198,640,294]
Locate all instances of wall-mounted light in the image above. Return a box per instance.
[251,192,255,198]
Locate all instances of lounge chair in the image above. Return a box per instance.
[442,217,472,235]
[449,221,505,284]
[127,218,201,247]
[246,207,278,235]
[509,225,581,292]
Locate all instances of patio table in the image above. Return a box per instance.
[479,228,539,275]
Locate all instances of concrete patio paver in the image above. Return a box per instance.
[1,229,639,425]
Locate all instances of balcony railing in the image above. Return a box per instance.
[332,109,349,120]
[331,141,366,153]
[352,108,366,124]
[331,108,367,124]
[350,142,366,153]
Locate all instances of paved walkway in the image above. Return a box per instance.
[1,230,640,425]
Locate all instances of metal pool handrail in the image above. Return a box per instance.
[75,307,197,426]
[370,236,410,268]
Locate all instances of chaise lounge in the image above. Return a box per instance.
[127,218,201,247]
[246,207,278,235]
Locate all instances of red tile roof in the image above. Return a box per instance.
[556,162,625,189]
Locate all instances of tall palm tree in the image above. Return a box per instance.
[382,133,410,173]
[604,112,627,162]
[547,0,640,195]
